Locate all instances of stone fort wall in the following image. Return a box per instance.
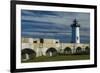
[21,37,90,57]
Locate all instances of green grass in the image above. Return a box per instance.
[22,55,90,63]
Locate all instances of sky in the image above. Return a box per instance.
[21,10,90,43]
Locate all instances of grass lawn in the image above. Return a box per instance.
[22,55,90,63]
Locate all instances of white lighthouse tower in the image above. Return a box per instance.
[71,19,80,43]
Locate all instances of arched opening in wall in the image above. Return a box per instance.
[21,48,36,61]
[46,48,57,57]
[76,47,82,54]
[85,46,90,54]
[64,47,72,55]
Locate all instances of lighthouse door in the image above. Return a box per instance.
[40,38,44,43]
[77,36,78,40]
[40,38,44,48]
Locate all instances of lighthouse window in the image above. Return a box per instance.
[33,41,37,43]
[40,38,44,43]
[56,41,58,43]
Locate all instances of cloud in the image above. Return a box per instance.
[21,10,90,27]
[21,10,90,43]
[21,10,58,17]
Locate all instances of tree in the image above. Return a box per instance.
[64,47,72,55]
[76,47,82,54]
[85,46,90,54]
[46,48,57,57]
[21,48,36,61]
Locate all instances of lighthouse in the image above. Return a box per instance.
[71,19,80,43]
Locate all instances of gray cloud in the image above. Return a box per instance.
[21,10,90,43]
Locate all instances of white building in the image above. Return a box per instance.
[71,19,80,43]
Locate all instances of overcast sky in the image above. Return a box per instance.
[21,10,90,43]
